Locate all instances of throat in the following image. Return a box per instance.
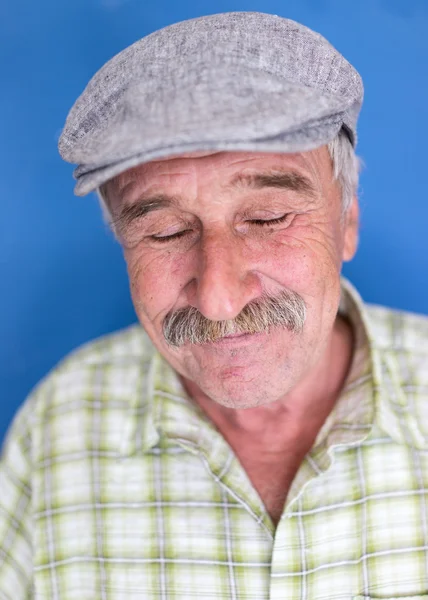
[236,453,303,526]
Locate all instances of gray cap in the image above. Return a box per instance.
[58,11,363,197]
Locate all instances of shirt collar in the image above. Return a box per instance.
[316,277,428,453]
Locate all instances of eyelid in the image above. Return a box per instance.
[247,213,293,227]
[148,215,196,238]
[249,214,289,225]
[151,229,190,241]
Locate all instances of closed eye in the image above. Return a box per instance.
[249,214,291,226]
[149,214,292,243]
[150,229,191,243]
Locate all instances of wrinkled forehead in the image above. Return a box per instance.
[104,147,333,206]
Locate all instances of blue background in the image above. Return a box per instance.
[1,0,427,442]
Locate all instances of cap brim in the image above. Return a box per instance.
[68,65,348,196]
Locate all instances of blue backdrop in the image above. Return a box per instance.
[1,0,427,442]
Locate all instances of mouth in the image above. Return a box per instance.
[205,331,265,346]
[223,332,249,338]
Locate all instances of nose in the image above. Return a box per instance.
[186,230,261,321]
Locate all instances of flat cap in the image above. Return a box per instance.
[58,11,363,196]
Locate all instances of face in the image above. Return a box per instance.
[105,149,358,408]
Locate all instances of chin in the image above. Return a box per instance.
[179,333,304,407]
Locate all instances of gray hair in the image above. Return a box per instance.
[327,129,360,213]
[97,128,359,226]
[163,289,306,346]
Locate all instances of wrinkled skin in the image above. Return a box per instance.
[105,148,358,413]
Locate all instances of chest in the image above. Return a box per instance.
[32,444,428,599]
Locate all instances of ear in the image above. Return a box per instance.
[342,195,359,262]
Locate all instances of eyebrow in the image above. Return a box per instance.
[113,195,175,231]
[229,170,317,198]
[113,169,317,229]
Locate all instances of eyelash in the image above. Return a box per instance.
[151,229,190,243]
[150,214,290,243]
[249,215,289,226]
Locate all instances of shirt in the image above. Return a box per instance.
[1,279,428,600]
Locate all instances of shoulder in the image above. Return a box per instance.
[35,322,156,404]
[364,302,428,391]
[56,322,156,370]
[365,302,428,357]
[364,302,428,445]
[2,324,157,454]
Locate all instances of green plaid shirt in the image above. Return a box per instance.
[1,279,428,600]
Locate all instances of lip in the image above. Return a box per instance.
[204,331,265,347]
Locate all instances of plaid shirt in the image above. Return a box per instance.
[1,279,428,600]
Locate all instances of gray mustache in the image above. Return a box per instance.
[163,290,307,347]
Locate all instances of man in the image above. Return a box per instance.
[1,11,428,600]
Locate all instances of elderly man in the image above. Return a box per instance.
[1,11,428,600]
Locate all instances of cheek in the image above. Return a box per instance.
[125,248,191,319]
[257,230,343,329]
[264,229,341,290]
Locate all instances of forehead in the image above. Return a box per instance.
[106,147,333,205]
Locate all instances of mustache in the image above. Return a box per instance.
[162,289,307,347]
